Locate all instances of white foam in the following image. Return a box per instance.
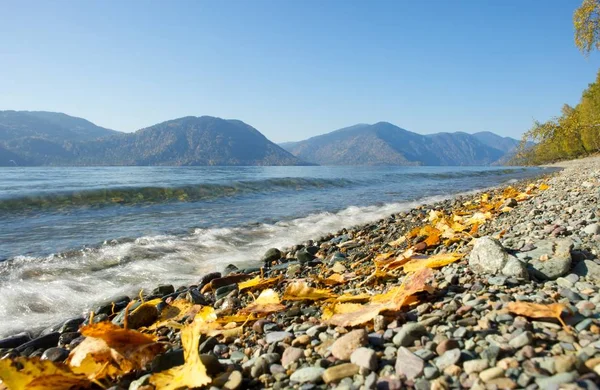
[0,193,456,337]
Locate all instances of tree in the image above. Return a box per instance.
[574,0,600,55]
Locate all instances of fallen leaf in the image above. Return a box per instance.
[335,293,371,303]
[328,268,433,327]
[238,275,282,292]
[539,183,549,191]
[322,303,364,321]
[358,268,394,287]
[80,322,157,347]
[506,301,568,328]
[0,357,89,390]
[150,317,211,389]
[374,252,395,263]
[388,236,406,247]
[315,273,345,286]
[516,192,530,202]
[148,300,197,330]
[282,281,335,301]
[240,288,285,315]
[466,212,491,226]
[68,323,164,380]
[402,253,463,272]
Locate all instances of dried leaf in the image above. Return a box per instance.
[0,357,89,390]
[358,268,394,287]
[506,301,569,328]
[328,268,433,327]
[322,302,365,321]
[515,192,530,202]
[68,323,164,380]
[240,289,285,315]
[374,252,395,263]
[148,300,197,330]
[388,236,406,247]
[466,212,491,226]
[315,273,345,286]
[335,293,371,303]
[194,306,218,323]
[539,183,549,191]
[402,253,463,272]
[450,222,466,232]
[238,275,282,292]
[80,322,157,347]
[150,317,212,390]
[282,281,335,301]
[428,210,443,222]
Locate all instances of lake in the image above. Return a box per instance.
[0,165,550,336]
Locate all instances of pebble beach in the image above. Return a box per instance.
[2,156,600,390]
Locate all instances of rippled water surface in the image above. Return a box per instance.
[0,165,551,336]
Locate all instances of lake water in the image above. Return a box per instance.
[0,165,550,336]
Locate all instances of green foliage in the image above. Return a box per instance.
[513,70,600,165]
[574,0,600,56]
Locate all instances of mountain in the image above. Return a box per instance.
[73,116,307,166]
[0,112,308,166]
[472,131,521,153]
[280,122,511,166]
[0,111,120,142]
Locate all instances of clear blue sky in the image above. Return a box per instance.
[1,0,599,142]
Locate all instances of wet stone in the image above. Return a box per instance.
[41,347,69,362]
[152,284,175,296]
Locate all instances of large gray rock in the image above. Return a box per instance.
[526,239,573,280]
[469,237,528,278]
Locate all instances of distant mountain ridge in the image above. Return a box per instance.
[0,111,520,166]
[280,122,517,166]
[0,111,308,166]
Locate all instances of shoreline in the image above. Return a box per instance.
[1,159,599,389]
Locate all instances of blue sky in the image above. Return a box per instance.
[1,0,599,142]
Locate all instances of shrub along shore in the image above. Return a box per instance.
[1,157,600,390]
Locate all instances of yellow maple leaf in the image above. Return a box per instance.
[150,317,212,389]
[539,183,549,191]
[0,357,89,390]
